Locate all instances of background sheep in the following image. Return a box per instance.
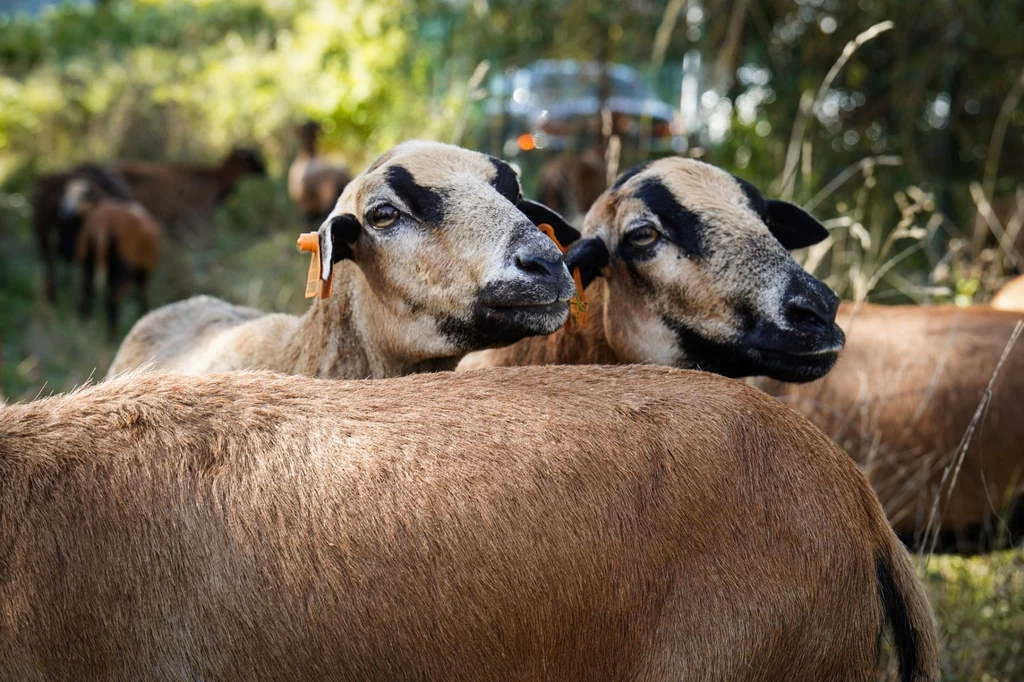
[109,146,267,231]
[30,164,134,304]
[60,179,162,338]
[0,365,939,682]
[759,303,1024,553]
[108,141,579,379]
[287,120,353,224]
[535,149,607,226]
[460,158,845,383]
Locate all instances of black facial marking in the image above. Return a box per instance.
[611,162,652,190]
[488,157,521,204]
[634,178,706,259]
[385,165,445,225]
[731,174,767,217]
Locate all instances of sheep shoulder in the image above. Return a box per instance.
[107,295,270,376]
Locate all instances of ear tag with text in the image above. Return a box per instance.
[297,232,333,299]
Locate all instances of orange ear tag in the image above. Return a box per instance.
[297,232,333,299]
[536,223,589,329]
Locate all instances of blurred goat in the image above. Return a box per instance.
[31,164,134,303]
[288,120,352,224]
[61,179,162,338]
[110,146,266,230]
[759,302,1024,553]
[535,149,606,225]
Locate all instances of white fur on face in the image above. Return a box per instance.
[62,179,92,216]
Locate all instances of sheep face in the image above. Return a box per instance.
[224,147,267,177]
[567,158,845,383]
[320,141,580,353]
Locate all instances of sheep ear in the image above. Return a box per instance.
[765,200,829,250]
[564,237,610,289]
[518,198,581,245]
[318,214,361,281]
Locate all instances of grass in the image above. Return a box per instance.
[1,172,1022,681]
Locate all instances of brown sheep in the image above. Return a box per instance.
[287,120,353,224]
[535,149,607,225]
[758,302,1024,553]
[109,146,266,230]
[0,365,940,681]
[460,157,846,383]
[61,179,162,338]
[108,141,579,379]
[990,273,1024,311]
[31,163,134,303]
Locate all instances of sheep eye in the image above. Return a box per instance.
[626,225,660,247]
[368,204,399,229]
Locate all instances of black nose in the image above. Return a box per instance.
[784,280,839,332]
[515,252,563,279]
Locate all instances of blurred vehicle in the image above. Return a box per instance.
[483,59,681,158]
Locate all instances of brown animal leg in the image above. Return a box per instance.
[105,240,126,339]
[134,270,150,315]
[78,237,96,318]
[37,220,57,303]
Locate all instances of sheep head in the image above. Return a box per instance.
[317,141,580,353]
[565,157,845,383]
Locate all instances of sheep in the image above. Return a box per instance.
[990,273,1024,311]
[108,141,580,379]
[0,365,940,682]
[287,120,353,224]
[109,146,267,230]
[459,157,846,384]
[758,302,1024,553]
[60,179,162,338]
[31,163,134,303]
[535,149,607,226]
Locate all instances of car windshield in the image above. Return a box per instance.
[532,69,647,103]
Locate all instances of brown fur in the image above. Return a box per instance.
[109,147,266,230]
[536,150,607,225]
[61,179,162,336]
[30,164,134,303]
[759,302,1024,550]
[990,274,1024,311]
[75,201,161,273]
[109,142,573,379]
[0,365,939,681]
[287,121,352,222]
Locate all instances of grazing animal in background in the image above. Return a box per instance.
[31,164,134,303]
[109,146,267,230]
[60,179,161,338]
[990,273,1024,311]
[460,157,845,383]
[535,149,606,225]
[0,365,940,682]
[759,302,1024,553]
[287,120,353,224]
[108,141,579,379]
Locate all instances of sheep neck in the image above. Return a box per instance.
[289,265,461,379]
